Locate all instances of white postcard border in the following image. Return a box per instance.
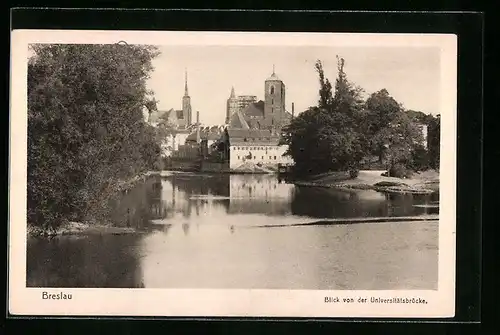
[9,30,457,318]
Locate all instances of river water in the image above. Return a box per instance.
[27,173,439,290]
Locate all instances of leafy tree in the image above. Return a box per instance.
[383,110,425,172]
[411,144,430,171]
[427,114,441,169]
[283,57,365,175]
[406,109,436,125]
[27,44,161,230]
[363,89,403,162]
[314,60,333,108]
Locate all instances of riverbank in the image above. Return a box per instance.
[295,170,439,194]
[28,170,162,238]
[27,221,141,238]
[114,170,161,192]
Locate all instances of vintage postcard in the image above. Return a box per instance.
[9,30,456,318]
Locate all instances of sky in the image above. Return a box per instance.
[147,45,440,126]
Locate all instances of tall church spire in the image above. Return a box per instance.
[230,86,235,98]
[184,68,189,96]
[182,68,192,126]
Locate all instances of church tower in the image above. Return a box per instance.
[226,86,239,125]
[264,65,286,130]
[182,69,192,126]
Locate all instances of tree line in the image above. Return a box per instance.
[282,57,440,177]
[27,44,163,231]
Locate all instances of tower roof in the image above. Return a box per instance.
[230,86,235,98]
[266,64,281,81]
[266,72,281,81]
[184,68,189,96]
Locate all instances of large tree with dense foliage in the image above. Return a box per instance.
[283,55,437,177]
[283,57,366,175]
[362,89,401,162]
[427,114,441,169]
[27,44,161,230]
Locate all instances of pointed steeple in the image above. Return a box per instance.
[184,68,189,96]
[182,68,192,126]
[230,86,235,98]
[266,64,280,81]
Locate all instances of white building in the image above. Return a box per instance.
[418,124,429,149]
[226,129,293,170]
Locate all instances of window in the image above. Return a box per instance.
[261,156,264,160]
[271,99,274,104]
[274,156,277,160]
[270,86,275,94]
[269,156,272,160]
[237,156,240,159]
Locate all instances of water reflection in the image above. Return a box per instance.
[121,174,439,226]
[291,187,439,219]
[27,234,144,288]
[27,173,439,289]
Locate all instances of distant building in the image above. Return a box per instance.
[171,143,200,160]
[225,89,258,124]
[237,95,258,112]
[186,125,226,157]
[226,68,293,131]
[417,123,429,149]
[223,68,294,170]
[148,70,193,129]
[147,70,197,157]
[170,111,204,160]
[219,128,293,170]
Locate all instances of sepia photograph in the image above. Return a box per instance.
[9,30,457,318]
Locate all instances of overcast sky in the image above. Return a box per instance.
[147,45,441,125]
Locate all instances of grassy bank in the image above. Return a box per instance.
[295,170,439,194]
[28,170,162,237]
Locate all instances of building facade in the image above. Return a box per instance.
[223,129,294,169]
[264,70,286,129]
[222,68,294,170]
[237,95,258,113]
[147,70,198,157]
[418,123,429,149]
[225,87,258,124]
[226,69,293,132]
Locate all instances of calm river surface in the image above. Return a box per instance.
[27,173,439,290]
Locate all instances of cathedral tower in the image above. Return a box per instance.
[226,86,239,124]
[182,69,192,126]
[264,65,286,129]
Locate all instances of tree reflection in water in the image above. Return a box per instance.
[27,234,144,288]
[107,174,438,230]
[27,173,439,289]
[290,186,438,219]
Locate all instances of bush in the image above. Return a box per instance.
[388,163,413,178]
[411,145,430,171]
[349,169,359,178]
